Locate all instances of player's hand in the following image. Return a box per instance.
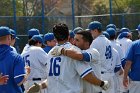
[123,77,129,88]
[101,81,110,90]
[27,83,41,93]
[51,46,64,56]
[0,73,9,85]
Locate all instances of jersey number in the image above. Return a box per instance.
[23,55,30,66]
[105,45,112,59]
[49,57,61,76]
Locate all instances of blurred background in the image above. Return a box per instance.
[0,0,140,53]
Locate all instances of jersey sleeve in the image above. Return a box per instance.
[82,48,100,63]
[14,55,26,84]
[74,60,93,78]
[36,48,48,65]
[125,43,134,62]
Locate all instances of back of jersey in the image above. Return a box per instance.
[47,42,93,93]
[21,46,48,79]
[90,35,113,73]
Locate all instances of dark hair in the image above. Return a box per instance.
[109,35,116,40]
[53,23,69,41]
[76,31,93,45]
[29,39,39,46]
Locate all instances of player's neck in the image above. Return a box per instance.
[57,40,68,45]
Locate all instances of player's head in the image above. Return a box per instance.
[106,28,116,40]
[102,31,110,39]
[106,24,116,30]
[0,26,11,45]
[73,30,93,50]
[69,31,75,45]
[28,28,40,39]
[10,29,19,46]
[119,27,132,39]
[87,21,102,39]
[117,32,130,39]
[72,27,83,34]
[44,33,56,47]
[29,35,43,47]
[53,23,69,42]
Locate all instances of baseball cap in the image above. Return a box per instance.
[10,29,19,39]
[72,27,83,34]
[88,21,102,31]
[28,28,40,37]
[120,27,130,33]
[102,31,110,39]
[106,24,116,30]
[136,24,140,31]
[31,35,43,43]
[106,28,116,36]
[118,32,128,39]
[0,26,11,37]
[44,33,55,42]
[69,31,75,38]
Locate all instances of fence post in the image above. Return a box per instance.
[12,0,17,32]
[41,0,45,34]
[121,14,125,28]
[71,0,75,30]
[109,0,113,24]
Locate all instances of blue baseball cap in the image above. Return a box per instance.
[118,32,129,39]
[10,29,19,39]
[106,24,116,30]
[136,24,140,31]
[31,35,43,43]
[102,31,110,39]
[120,27,130,33]
[44,33,55,42]
[69,31,75,38]
[106,28,116,36]
[72,27,83,34]
[28,28,40,37]
[0,26,11,37]
[88,21,102,31]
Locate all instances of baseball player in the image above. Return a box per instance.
[0,26,29,93]
[27,23,109,93]
[21,28,41,54]
[50,30,103,93]
[72,27,83,34]
[69,31,75,44]
[9,28,19,53]
[117,28,132,56]
[106,27,128,93]
[43,33,56,53]
[21,35,48,93]
[88,21,122,93]
[123,27,140,93]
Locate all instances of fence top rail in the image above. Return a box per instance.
[0,12,140,18]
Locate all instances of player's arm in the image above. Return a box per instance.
[51,46,92,62]
[123,60,132,87]
[14,55,30,86]
[27,79,47,93]
[82,72,109,90]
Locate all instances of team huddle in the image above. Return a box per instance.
[0,21,140,93]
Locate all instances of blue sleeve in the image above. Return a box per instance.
[114,66,121,73]
[14,55,26,84]
[125,44,134,61]
[81,52,90,62]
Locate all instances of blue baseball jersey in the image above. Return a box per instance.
[125,40,140,81]
[43,46,53,53]
[0,45,26,93]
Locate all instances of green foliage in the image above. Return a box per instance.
[0,0,23,16]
